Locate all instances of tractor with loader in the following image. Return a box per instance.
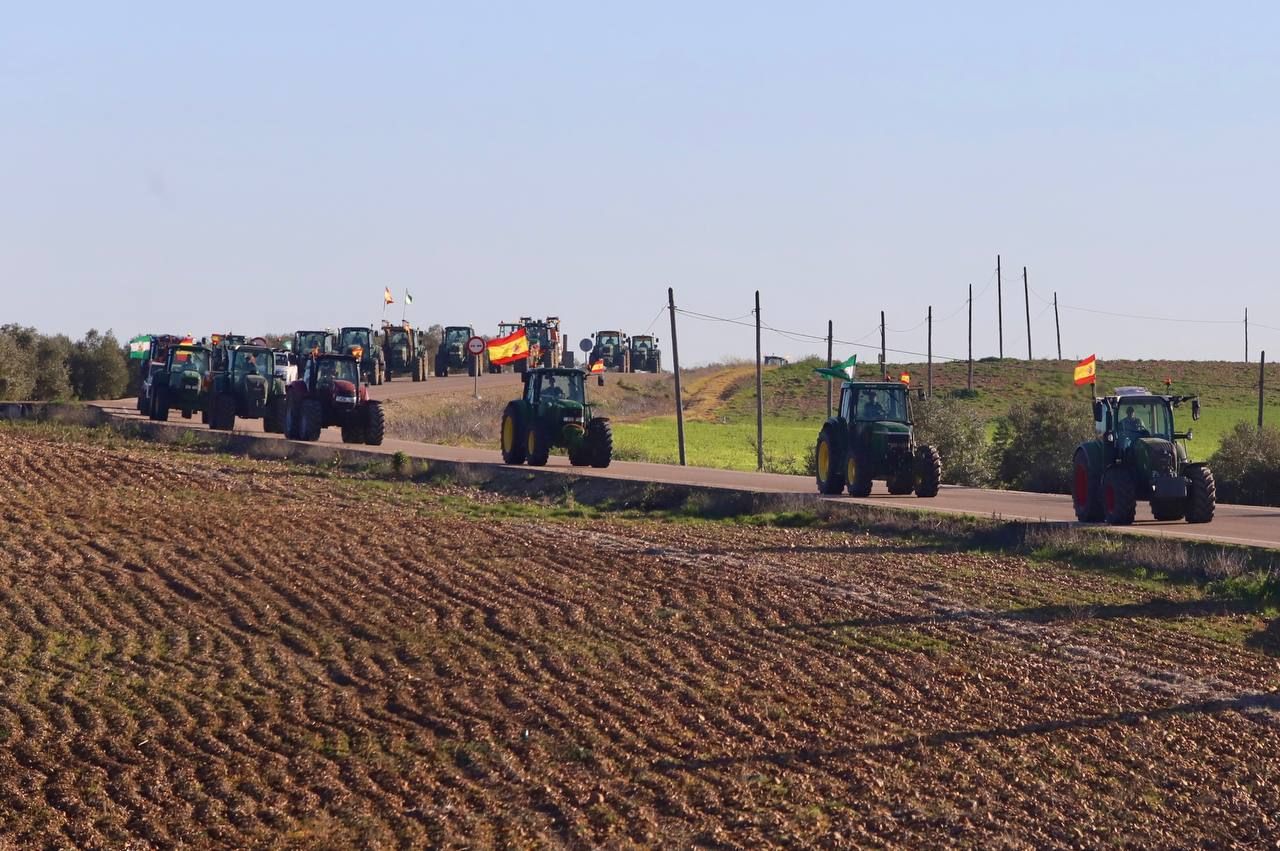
[206,345,287,432]
[500,367,612,468]
[1071,387,1215,525]
[814,380,942,498]
[284,352,385,445]
[136,334,185,413]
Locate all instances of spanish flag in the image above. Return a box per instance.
[383,287,394,305]
[590,359,606,374]
[486,327,530,365]
[1074,354,1097,386]
[899,372,911,385]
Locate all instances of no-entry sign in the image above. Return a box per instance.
[466,336,485,356]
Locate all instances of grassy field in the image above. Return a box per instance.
[613,416,815,472]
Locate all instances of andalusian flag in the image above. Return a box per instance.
[128,335,150,359]
[383,287,394,305]
[589,359,606,374]
[1074,354,1097,386]
[813,354,858,381]
[486,327,530,365]
[405,291,414,305]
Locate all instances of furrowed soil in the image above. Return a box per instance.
[2,425,1279,847]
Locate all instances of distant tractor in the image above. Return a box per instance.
[500,368,612,468]
[488,322,522,373]
[1071,387,1214,525]
[207,346,287,432]
[293,330,336,358]
[136,334,185,413]
[628,334,661,373]
[148,343,213,423]
[435,325,478,377]
[381,322,429,381]
[764,355,789,367]
[337,325,385,385]
[590,331,629,372]
[209,333,248,373]
[814,380,942,498]
[284,353,385,445]
[517,316,567,371]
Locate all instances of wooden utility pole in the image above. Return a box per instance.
[826,320,834,418]
[997,254,1003,359]
[755,290,763,471]
[667,287,686,465]
[1023,266,1032,361]
[880,310,886,377]
[1054,292,1062,360]
[1245,308,1249,363]
[1261,351,1267,430]
[967,284,974,391]
[927,305,933,398]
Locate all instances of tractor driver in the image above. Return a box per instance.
[860,389,885,420]
[242,353,258,376]
[1118,405,1148,444]
[541,376,563,401]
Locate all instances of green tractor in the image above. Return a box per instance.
[435,325,478,377]
[814,381,942,497]
[628,334,661,373]
[500,368,612,468]
[148,343,213,422]
[589,330,630,372]
[1071,387,1215,525]
[207,346,287,432]
[381,322,429,381]
[338,325,385,385]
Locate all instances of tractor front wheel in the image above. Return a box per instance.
[300,399,323,442]
[914,445,942,498]
[587,418,612,468]
[526,423,551,466]
[364,402,385,446]
[212,394,236,431]
[501,403,527,465]
[846,453,873,497]
[1185,465,1216,524]
[815,427,845,495]
[1102,467,1137,525]
[1151,499,1186,522]
[1072,449,1104,522]
[264,397,285,434]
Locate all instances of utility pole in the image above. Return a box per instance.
[826,319,834,418]
[755,290,763,471]
[1023,266,1032,361]
[1245,308,1249,363]
[967,284,974,391]
[880,310,886,378]
[927,305,933,398]
[1054,292,1062,360]
[668,287,686,465]
[997,254,1003,359]
[1260,351,1267,430]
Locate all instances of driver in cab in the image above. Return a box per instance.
[1118,405,1148,447]
[541,376,563,402]
[860,389,885,420]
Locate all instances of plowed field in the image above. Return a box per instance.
[1,425,1278,848]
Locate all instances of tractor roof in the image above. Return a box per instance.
[234,344,272,355]
[632,334,654,340]
[340,325,373,332]
[528,367,584,377]
[313,351,357,362]
[841,380,907,390]
[595,330,623,336]
[175,343,211,353]
[445,325,473,332]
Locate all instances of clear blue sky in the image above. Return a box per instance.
[4,2,1279,366]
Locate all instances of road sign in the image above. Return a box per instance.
[579,338,593,353]
[466,336,485,356]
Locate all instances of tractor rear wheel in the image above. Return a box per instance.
[364,402,385,446]
[300,399,323,442]
[212,394,236,431]
[587,418,612,468]
[501,403,527,465]
[1102,467,1137,525]
[526,423,551,466]
[1072,449,1104,522]
[284,400,301,439]
[914,445,942,498]
[846,453,873,497]
[815,426,845,495]
[1185,465,1216,524]
[151,388,170,422]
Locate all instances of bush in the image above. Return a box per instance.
[1209,422,1280,506]
[912,396,993,486]
[67,329,129,401]
[990,397,1095,493]
[0,325,37,400]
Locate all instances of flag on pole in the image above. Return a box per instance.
[590,359,606,374]
[1074,354,1097,386]
[405,291,414,305]
[486,327,530,365]
[813,354,858,381]
[899,372,911,385]
[128,335,151,359]
[383,287,394,305]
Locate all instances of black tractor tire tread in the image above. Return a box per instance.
[300,399,323,442]
[501,402,527,465]
[587,418,613,468]
[915,445,942,498]
[526,423,551,467]
[1102,467,1137,526]
[1072,448,1105,522]
[1186,465,1216,524]
[815,426,846,495]
[847,452,873,498]
[1151,499,1186,522]
[364,402,385,446]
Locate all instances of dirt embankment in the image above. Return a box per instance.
[0,426,1277,847]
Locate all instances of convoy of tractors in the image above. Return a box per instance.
[130,317,1216,526]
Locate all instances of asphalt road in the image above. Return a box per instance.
[99,379,1280,550]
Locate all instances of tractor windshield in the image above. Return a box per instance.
[597,333,621,347]
[298,333,329,354]
[317,358,359,385]
[632,337,652,350]
[386,329,408,348]
[232,350,271,377]
[852,386,908,422]
[340,329,372,350]
[538,373,585,404]
[445,328,470,346]
[172,349,209,372]
[1116,398,1173,446]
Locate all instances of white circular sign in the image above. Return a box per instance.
[466,336,486,356]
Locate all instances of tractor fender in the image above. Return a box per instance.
[1075,439,1107,473]
[820,416,849,457]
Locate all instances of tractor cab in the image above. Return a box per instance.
[523,368,586,407]
[168,344,211,376]
[338,326,375,356]
[502,367,611,468]
[294,330,336,358]
[230,345,275,380]
[630,335,655,351]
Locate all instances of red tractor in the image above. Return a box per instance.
[284,352,386,445]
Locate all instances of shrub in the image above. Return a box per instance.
[1209,422,1280,506]
[912,396,993,486]
[990,397,1095,493]
[68,329,129,401]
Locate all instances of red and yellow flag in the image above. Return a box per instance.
[1074,354,1097,386]
[899,372,911,385]
[486,327,530,365]
[590,359,606,374]
[383,287,394,305]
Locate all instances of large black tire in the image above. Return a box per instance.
[500,402,527,465]
[815,426,846,495]
[151,388,170,422]
[364,402,385,446]
[1102,467,1137,526]
[1185,465,1216,524]
[284,400,301,440]
[886,470,914,495]
[300,399,323,442]
[846,452,873,497]
[587,418,612,468]
[1151,499,1186,522]
[526,422,551,467]
[212,393,236,431]
[263,397,285,434]
[914,445,942,498]
[1072,448,1104,522]
[340,422,364,444]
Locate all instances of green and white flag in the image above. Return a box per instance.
[405,291,414,305]
[128,335,151,359]
[813,354,857,381]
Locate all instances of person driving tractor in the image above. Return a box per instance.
[542,376,563,401]
[860,389,885,419]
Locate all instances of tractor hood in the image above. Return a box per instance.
[1135,436,1178,474]
[332,379,358,403]
[870,421,911,436]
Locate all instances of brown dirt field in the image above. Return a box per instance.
[1,425,1279,848]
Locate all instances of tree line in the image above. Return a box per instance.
[0,325,131,402]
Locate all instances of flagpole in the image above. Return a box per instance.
[402,289,407,324]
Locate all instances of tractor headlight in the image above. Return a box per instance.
[336,395,357,404]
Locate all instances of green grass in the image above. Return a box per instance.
[612,416,814,472]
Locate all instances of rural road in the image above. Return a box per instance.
[100,374,1280,550]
